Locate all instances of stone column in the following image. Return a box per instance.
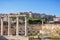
[42,20,43,25]
[8,17,10,36]
[1,17,3,35]
[16,16,19,36]
[25,16,27,36]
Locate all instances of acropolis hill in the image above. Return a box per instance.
[0,11,56,21]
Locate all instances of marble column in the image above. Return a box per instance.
[1,17,3,35]
[16,17,19,36]
[42,20,43,25]
[8,17,10,36]
[25,16,27,36]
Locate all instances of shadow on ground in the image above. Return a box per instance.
[0,36,8,40]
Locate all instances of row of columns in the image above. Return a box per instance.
[0,16,27,36]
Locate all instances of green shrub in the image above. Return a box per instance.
[27,18,42,24]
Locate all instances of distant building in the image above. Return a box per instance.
[53,17,60,21]
[48,17,60,24]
